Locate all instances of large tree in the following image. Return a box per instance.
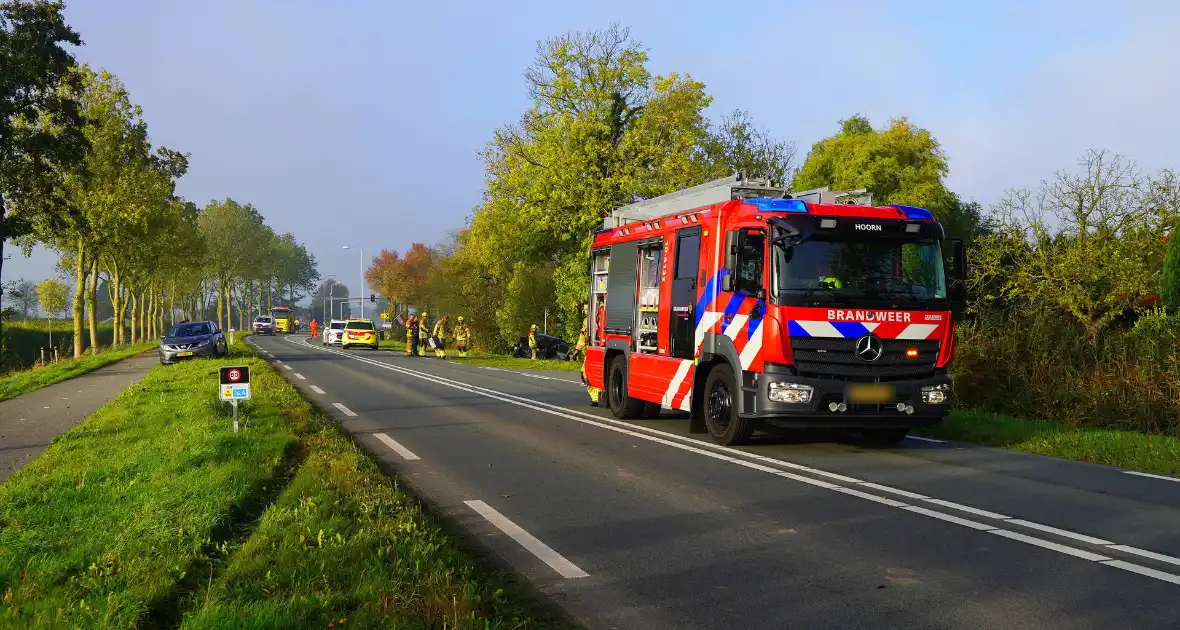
[0,0,85,349]
[793,114,983,241]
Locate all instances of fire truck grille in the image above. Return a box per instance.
[789,338,940,382]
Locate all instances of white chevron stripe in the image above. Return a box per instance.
[695,311,722,350]
[896,323,939,340]
[662,359,693,407]
[678,390,692,412]
[723,314,749,339]
[862,322,882,332]
[795,320,843,337]
[739,325,763,370]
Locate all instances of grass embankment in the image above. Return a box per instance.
[0,341,156,402]
[925,410,1180,477]
[0,341,561,629]
[377,337,582,372]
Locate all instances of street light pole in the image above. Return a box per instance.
[342,245,364,319]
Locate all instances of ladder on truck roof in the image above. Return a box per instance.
[602,173,874,228]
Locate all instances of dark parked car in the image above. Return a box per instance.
[510,333,570,360]
[159,320,228,365]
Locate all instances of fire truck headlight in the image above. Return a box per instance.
[921,383,949,404]
[768,382,813,404]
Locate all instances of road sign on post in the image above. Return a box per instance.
[219,366,252,432]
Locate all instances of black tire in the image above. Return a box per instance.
[859,427,910,446]
[642,401,662,419]
[607,357,645,419]
[703,364,756,445]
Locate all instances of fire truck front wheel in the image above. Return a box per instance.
[703,365,756,446]
[607,357,646,419]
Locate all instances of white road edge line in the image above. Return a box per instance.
[906,435,945,443]
[281,364,293,371]
[283,336,1180,586]
[464,500,589,579]
[332,402,357,417]
[294,373,306,380]
[1124,470,1180,483]
[374,433,420,460]
[309,386,326,395]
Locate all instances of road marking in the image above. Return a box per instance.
[464,500,589,579]
[294,373,306,380]
[274,359,282,364]
[310,386,326,395]
[991,530,1111,562]
[374,433,420,460]
[923,498,1011,521]
[285,336,1180,585]
[1101,560,1180,585]
[1107,545,1180,567]
[1005,519,1113,546]
[282,365,293,371]
[1124,470,1180,483]
[332,402,357,417]
[906,435,945,443]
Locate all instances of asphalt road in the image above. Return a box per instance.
[248,334,1180,630]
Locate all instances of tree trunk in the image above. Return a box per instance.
[87,258,99,353]
[169,293,176,327]
[217,281,225,330]
[0,193,8,356]
[72,239,87,358]
[148,290,155,340]
[107,267,121,345]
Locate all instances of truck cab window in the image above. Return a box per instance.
[735,230,765,295]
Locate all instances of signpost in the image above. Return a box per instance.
[219,366,252,432]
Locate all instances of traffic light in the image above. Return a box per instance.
[370,293,376,303]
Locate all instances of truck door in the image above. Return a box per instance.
[670,227,701,359]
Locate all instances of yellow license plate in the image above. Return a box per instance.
[177,351,194,357]
[846,384,895,404]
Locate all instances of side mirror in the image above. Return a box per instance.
[943,238,966,283]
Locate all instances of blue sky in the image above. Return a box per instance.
[4,0,1178,299]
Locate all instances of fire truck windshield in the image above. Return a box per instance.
[774,238,947,303]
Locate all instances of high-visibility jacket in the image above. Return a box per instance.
[455,324,470,344]
[433,320,447,339]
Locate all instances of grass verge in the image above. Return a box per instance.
[0,338,562,629]
[921,409,1180,477]
[0,341,157,402]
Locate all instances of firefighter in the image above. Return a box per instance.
[572,302,589,362]
[528,324,539,360]
[454,316,470,357]
[432,315,449,359]
[417,312,431,356]
[405,313,418,356]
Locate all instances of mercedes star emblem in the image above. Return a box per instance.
[855,334,884,362]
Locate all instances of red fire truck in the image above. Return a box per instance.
[582,174,966,446]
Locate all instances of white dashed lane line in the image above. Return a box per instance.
[294,373,306,380]
[281,365,293,371]
[465,499,589,579]
[332,402,357,417]
[310,386,326,395]
[283,335,1180,587]
[374,433,420,460]
[1125,471,1180,483]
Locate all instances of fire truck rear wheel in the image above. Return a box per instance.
[608,357,645,419]
[703,365,755,445]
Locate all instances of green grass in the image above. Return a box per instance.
[377,337,583,372]
[0,341,157,403]
[0,338,561,629]
[1,321,117,370]
[921,409,1180,477]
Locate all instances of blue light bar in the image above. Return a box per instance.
[745,198,808,213]
[890,204,935,221]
